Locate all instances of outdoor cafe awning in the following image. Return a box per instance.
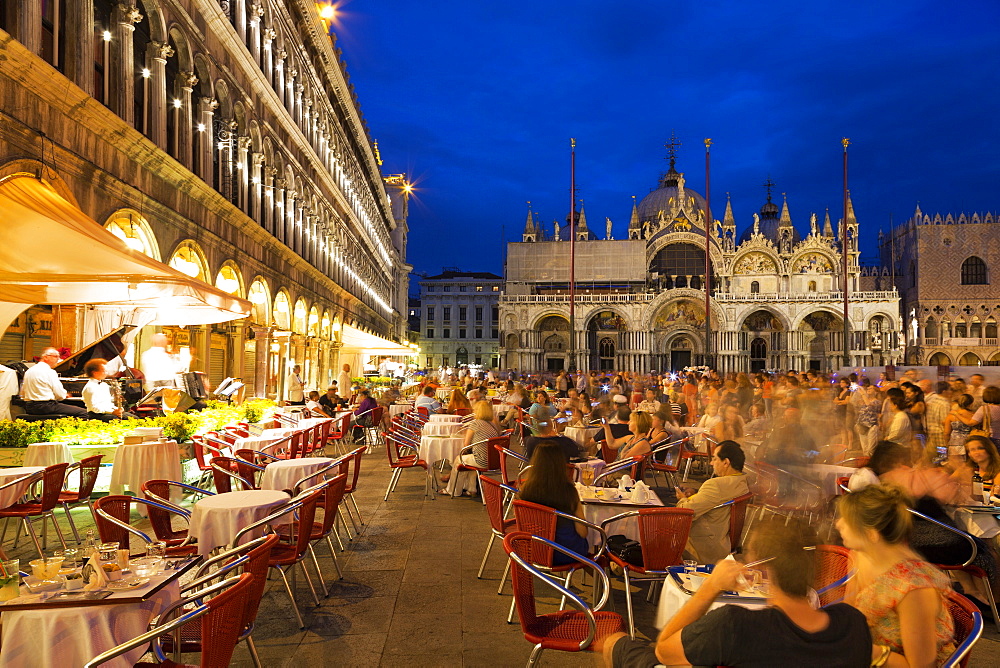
[0,174,251,335]
[340,323,414,356]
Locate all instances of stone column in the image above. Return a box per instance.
[275,50,287,106]
[147,40,173,148]
[110,3,142,124]
[65,0,95,95]
[251,152,265,224]
[248,3,263,65]
[197,97,217,184]
[286,68,297,117]
[228,321,246,380]
[237,135,251,212]
[251,325,272,399]
[176,71,197,168]
[233,0,247,42]
[262,27,275,84]
[15,0,42,55]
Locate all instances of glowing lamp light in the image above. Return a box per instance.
[217,276,240,294]
[123,236,145,252]
[331,321,341,332]
[249,290,268,305]
[196,123,206,132]
[275,299,289,313]
[171,256,200,278]
[172,99,182,109]
[319,4,336,20]
[141,68,151,78]
[402,183,413,193]
[102,30,112,42]
[252,176,260,185]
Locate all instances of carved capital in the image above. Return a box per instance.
[252,152,266,166]
[238,136,252,150]
[262,27,276,43]
[251,4,265,19]
[275,178,286,189]
[180,71,198,88]
[288,68,298,80]
[117,4,143,25]
[151,41,175,61]
[201,97,219,111]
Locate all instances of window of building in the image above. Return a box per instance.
[476,286,483,292]
[459,307,467,321]
[750,281,759,294]
[961,256,988,285]
[475,307,483,321]
[426,328,434,338]
[443,307,451,320]
[443,285,451,292]
[808,280,817,292]
[426,356,433,367]
[443,328,451,338]
[475,329,483,338]
[426,286,435,292]
[459,329,467,339]
[491,306,499,322]
[475,356,482,365]
[492,328,498,338]
[426,306,434,320]
[442,356,450,367]
[492,286,499,291]
[459,285,467,292]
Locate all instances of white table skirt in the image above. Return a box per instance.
[188,490,291,555]
[422,422,465,437]
[428,414,463,423]
[581,490,665,547]
[953,508,1000,539]
[419,435,465,464]
[389,404,412,417]
[260,457,334,492]
[0,466,45,508]
[235,428,294,452]
[564,426,600,446]
[108,442,182,499]
[23,442,74,467]
[0,581,179,668]
[655,571,766,628]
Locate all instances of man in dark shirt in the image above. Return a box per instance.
[318,386,347,415]
[602,516,871,668]
[523,419,583,462]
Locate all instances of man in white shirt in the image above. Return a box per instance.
[337,364,353,401]
[287,364,305,405]
[140,333,178,390]
[20,348,88,417]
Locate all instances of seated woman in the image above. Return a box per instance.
[943,393,977,467]
[517,440,589,565]
[444,400,502,496]
[351,389,378,444]
[602,410,652,461]
[447,388,472,414]
[649,407,685,465]
[837,484,955,666]
[528,390,558,434]
[951,435,1000,502]
[82,358,129,421]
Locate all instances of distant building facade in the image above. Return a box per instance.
[500,154,900,373]
[419,271,502,369]
[883,207,1000,367]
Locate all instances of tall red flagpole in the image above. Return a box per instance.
[704,138,712,369]
[842,138,851,367]
[569,138,576,372]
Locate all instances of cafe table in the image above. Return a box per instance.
[654,561,769,628]
[571,458,606,485]
[109,441,182,505]
[22,442,74,468]
[564,425,600,447]
[234,428,295,452]
[0,466,44,508]
[260,457,335,492]
[578,485,665,546]
[427,414,463,423]
[0,559,197,668]
[388,404,412,418]
[188,489,290,555]
[421,421,465,437]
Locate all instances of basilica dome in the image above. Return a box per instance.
[636,170,710,225]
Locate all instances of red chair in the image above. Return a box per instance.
[210,456,256,492]
[94,495,195,555]
[708,492,754,555]
[497,445,528,489]
[813,544,852,608]
[364,406,386,447]
[57,454,103,543]
[503,531,624,667]
[83,573,255,668]
[278,473,348,595]
[681,435,718,482]
[453,408,472,416]
[190,434,222,488]
[383,433,429,501]
[645,437,686,488]
[140,479,214,550]
[478,476,518,591]
[600,507,694,638]
[834,456,870,469]
[944,590,984,668]
[0,462,68,557]
[338,446,368,532]
[452,435,507,498]
[326,412,354,454]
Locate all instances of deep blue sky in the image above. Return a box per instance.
[336,0,1000,278]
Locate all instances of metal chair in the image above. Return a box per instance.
[0,462,68,557]
[503,532,624,667]
[338,445,368,530]
[452,435,507,498]
[497,445,528,489]
[943,590,984,668]
[644,437,686,488]
[210,457,256,492]
[707,492,753,555]
[326,412,354,454]
[383,433,430,501]
[83,573,254,668]
[278,473,348,595]
[600,507,694,638]
[478,475,518,591]
[93,495,195,555]
[681,435,718,482]
[57,455,104,544]
[140,479,214,549]
[592,456,643,487]
[813,544,853,607]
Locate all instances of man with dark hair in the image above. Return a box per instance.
[674,440,749,563]
[602,516,871,667]
[524,420,583,462]
[414,384,441,413]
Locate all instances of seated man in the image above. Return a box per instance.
[674,440,750,564]
[20,348,88,418]
[306,390,332,418]
[602,516,871,668]
[588,406,632,454]
[414,384,442,413]
[524,419,584,462]
[319,385,347,416]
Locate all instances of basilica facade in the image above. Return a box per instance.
[499,158,900,374]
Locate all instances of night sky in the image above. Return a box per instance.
[336,1,1000,279]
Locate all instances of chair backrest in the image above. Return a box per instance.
[198,572,256,668]
[479,475,514,534]
[70,455,104,501]
[484,435,507,471]
[384,434,409,466]
[453,408,472,416]
[190,435,212,469]
[728,493,753,553]
[38,463,69,512]
[635,507,694,571]
[287,488,323,559]
[140,480,183,541]
[240,534,278,635]
[211,457,253,492]
[319,473,348,534]
[496,445,525,487]
[512,499,559,567]
[317,419,333,445]
[599,440,615,464]
[944,590,983,668]
[417,406,429,418]
[338,445,366,493]
[93,495,134,549]
[504,532,543,627]
[813,544,851,607]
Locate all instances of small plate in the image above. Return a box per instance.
[106,577,150,590]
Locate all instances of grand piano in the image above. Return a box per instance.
[54,325,143,407]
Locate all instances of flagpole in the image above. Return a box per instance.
[704,138,713,369]
[842,137,851,367]
[569,138,577,373]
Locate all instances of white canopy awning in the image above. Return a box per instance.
[0,174,251,334]
[340,324,414,356]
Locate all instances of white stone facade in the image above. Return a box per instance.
[419,272,502,369]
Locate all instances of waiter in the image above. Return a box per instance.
[338,363,353,401]
[287,364,305,405]
[140,333,178,390]
[20,348,88,417]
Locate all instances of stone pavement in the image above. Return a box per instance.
[2,447,998,666]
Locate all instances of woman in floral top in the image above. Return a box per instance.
[836,484,954,667]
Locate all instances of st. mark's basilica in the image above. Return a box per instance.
[499,150,900,374]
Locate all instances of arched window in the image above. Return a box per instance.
[750,337,766,360]
[599,338,615,358]
[961,256,988,285]
[808,280,817,292]
[750,281,759,294]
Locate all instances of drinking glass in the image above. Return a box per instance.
[132,557,163,579]
[45,556,64,578]
[29,559,49,580]
[0,560,19,601]
[55,548,78,569]
[146,541,167,566]
[736,568,762,594]
[683,559,698,575]
[580,466,594,487]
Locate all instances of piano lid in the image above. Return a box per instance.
[55,325,135,378]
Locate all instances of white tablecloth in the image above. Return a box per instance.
[428,414,463,423]
[0,466,44,508]
[235,428,294,452]
[655,571,766,628]
[422,422,465,437]
[419,435,465,464]
[564,426,600,446]
[389,404,412,417]
[581,489,665,546]
[260,457,334,492]
[108,442,182,499]
[953,507,1000,539]
[436,388,453,400]
[188,490,290,555]
[23,442,74,467]
[0,580,179,668]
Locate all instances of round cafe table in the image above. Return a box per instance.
[389,404,412,417]
[419,434,465,465]
[22,442,74,467]
[564,426,600,447]
[421,422,465,437]
[427,414,463,423]
[188,489,291,555]
[260,457,335,492]
[0,466,44,508]
[108,441,182,503]
[0,581,179,668]
[655,565,767,628]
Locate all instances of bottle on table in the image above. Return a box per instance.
[972,470,985,504]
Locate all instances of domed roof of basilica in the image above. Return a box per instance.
[636,169,711,228]
[737,195,801,245]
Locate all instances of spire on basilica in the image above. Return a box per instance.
[628,195,642,239]
[576,203,591,241]
[823,208,834,237]
[779,193,792,227]
[723,192,735,226]
[845,191,857,224]
[522,202,537,242]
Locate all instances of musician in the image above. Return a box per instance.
[140,333,178,390]
[20,348,88,418]
[82,358,134,421]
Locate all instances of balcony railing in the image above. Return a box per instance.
[917,337,999,347]
[499,293,654,304]
[713,291,898,302]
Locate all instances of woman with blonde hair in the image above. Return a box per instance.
[837,484,954,666]
[444,400,501,496]
[447,387,472,413]
[603,410,653,460]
